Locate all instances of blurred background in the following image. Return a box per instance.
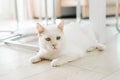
[0,0,119,20]
[0,0,120,39]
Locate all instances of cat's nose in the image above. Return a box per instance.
[52,44,57,49]
[52,44,56,47]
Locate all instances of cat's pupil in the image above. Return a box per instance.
[45,37,51,41]
[56,36,61,40]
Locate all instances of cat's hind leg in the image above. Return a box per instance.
[95,43,106,51]
[87,43,105,52]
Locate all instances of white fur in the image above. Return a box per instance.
[30,22,105,67]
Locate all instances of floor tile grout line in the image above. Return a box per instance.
[69,64,120,80]
[69,63,120,75]
[99,68,120,80]
[22,68,53,80]
[68,64,98,72]
[23,65,100,80]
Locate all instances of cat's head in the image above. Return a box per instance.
[36,20,64,51]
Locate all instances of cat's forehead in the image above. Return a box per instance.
[40,24,62,37]
[45,24,61,32]
[45,24,57,30]
[45,30,62,37]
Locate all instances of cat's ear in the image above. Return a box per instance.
[58,20,64,31]
[36,23,44,35]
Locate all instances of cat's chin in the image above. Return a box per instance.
[51,46,58,50]
[52,48,58,51]
[48,47,58,51]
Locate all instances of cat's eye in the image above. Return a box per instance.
[56,36,61,40]
[45,37,51,41]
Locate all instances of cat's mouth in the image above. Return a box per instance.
[52,46,57,50]
[52,44,57,50]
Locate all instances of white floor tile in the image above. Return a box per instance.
[24,66,106,80]
[0,59,52,80]
[102,70,120,80]
[0,46,52,80]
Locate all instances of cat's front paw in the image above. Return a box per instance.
[30,56,41,64]
[51,59,61,67]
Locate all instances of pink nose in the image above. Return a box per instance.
[52,44,56,47]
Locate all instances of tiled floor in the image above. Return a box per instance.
[0,19,120,80]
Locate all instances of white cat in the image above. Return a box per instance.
[30,20,105,67]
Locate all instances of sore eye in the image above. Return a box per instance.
[45,37,51,41]
[56,36,61,40]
